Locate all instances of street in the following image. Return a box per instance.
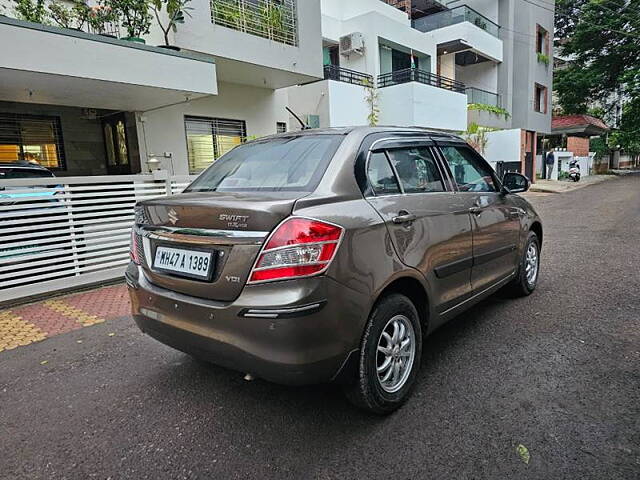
[1,176,639,479]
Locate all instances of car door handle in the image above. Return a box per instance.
[469,206,483,215]
[392,212,416,224]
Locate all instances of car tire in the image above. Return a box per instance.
[344,293,422,415]
[504,230,540,297]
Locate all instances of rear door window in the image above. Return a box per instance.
[386,147,446,193]
[186,135,343,193]
[367,152,401,195]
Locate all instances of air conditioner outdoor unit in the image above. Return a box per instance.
[339,32,364,56]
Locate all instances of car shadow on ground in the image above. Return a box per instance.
[144,290,515,424]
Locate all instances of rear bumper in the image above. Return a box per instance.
[126,264,368,385]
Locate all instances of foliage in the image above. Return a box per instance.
[536,52,550,66]
[554,0,639,153]
[467,103,510,120]
[516,444,530,465]
[151,0,192,46]
[47,0,91,29]
[13,0,47,23]
[212,0,243,29]
[363,79,379,127]
[461,122,501,155]
[87,2,117,33]
[473,17,487,31]
[589,136,609,159]
[211,0,295,44]
[47,0,73,27]
[109,0,152,38]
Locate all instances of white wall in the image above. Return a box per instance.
[456,61,499,94]
[0,20,217,95]
[140,82,289,175]
[430,22,503,63]
[175,0,323,83]
[286,80,369,129]
[483,128,521,164]
[328,81,369,127]
[286,81,332,128]
[378,83,467,131]
[321,0,408,25]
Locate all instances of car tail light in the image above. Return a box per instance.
[130,229,141,265]
[249,217,343,283]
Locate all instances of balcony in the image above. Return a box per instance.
[377,69,467,131]
[466,87,510,129]
[0,16,217,111]
[174,0,322,89]
[412,5,499,38]
[210,0,298,46]
[466,87,500,107]
[323,65,373,87]
[378,68,465,93]
[412,5,502,63]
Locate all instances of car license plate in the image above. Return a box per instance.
[153,246,213,280]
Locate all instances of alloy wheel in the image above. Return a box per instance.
[525,242,539,286]
[376,314,416,393]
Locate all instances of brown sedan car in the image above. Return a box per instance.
[127,127,542,414]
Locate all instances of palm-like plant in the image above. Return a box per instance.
[150,0,192,46]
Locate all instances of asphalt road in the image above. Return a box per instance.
[1,176,639,480]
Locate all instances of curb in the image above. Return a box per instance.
[529,175,616,194]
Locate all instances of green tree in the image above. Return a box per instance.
[554,0,639,152]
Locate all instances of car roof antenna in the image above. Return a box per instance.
[286,106,310,130]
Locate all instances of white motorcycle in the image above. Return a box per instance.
[568,159,581,182]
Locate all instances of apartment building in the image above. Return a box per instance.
[288,0,554,179]
[0,0,553,178]
[0,0,322,176]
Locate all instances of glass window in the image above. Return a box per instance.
[367,152,400,195]
[185,135,343,193]
[0,114,64,169]
[534,84,547,113]
[185,117,247,174]
[386,147,445,193]
[440,146,497,192]
[276,122,287,134]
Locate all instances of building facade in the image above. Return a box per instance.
[288,0,554,179]
[0,0,322,176]
[0,0,553,177]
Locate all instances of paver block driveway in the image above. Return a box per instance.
[0,284,129,352]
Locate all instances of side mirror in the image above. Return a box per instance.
[501,172,530,194]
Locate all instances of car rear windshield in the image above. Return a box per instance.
[185,135,344,193]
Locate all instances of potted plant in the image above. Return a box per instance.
[88,1,118,37]
[109,0,152,43]
[150,0,192,50]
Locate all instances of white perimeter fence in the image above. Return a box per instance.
[0,174,196,304]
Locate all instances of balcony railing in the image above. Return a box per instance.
[412,5,500,38]
[466,87,500,107]
[378,68,466,93]
[323,65,373,87]
[211,0,298,46]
